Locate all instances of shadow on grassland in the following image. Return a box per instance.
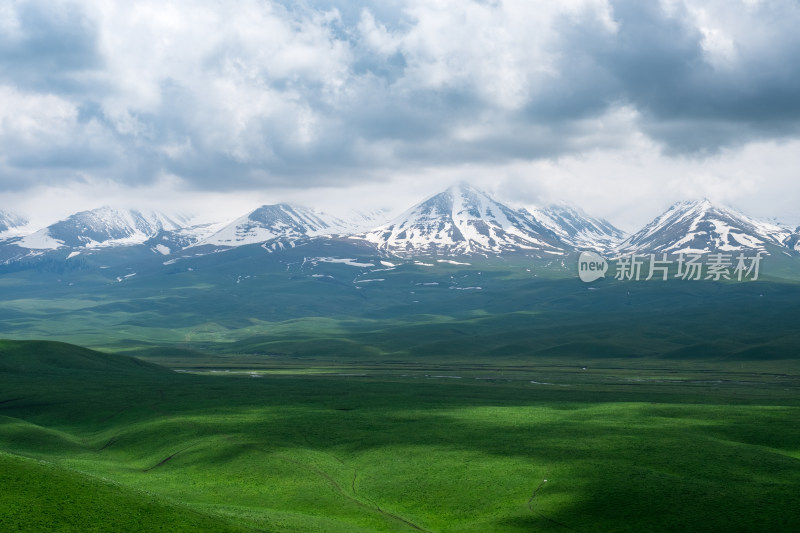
[2,351,800,532]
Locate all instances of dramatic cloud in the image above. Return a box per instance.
[1,0,799,226]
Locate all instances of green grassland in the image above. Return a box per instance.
[2,340,800,532]
[1,247,799,530]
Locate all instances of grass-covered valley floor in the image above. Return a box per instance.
[2,250,800,531]
[2,340,800,532]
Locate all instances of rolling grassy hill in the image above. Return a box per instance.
[2,340,800,532]
[0,452,250,532]
[0,340,170,374]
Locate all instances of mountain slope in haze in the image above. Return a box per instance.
[358,183,565,256]
[337,208,393,232]
[0,210,27,233]
[15,207,186,250]
[194,204,351,248]
[530,204,626,253]
[618,199,791,255]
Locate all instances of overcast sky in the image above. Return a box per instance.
[1,0,799,231]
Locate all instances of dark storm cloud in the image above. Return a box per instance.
[586,0,800,151]
[2,0,800,193]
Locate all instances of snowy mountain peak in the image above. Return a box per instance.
[195,203,349,248]
[17,207,185,250]
[360,183,565,256]
[618,198,791,255]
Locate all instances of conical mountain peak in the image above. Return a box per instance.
[619,198,790,254]
[360,184,564,256]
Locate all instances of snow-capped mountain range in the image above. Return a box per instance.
[1,186,798,260]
